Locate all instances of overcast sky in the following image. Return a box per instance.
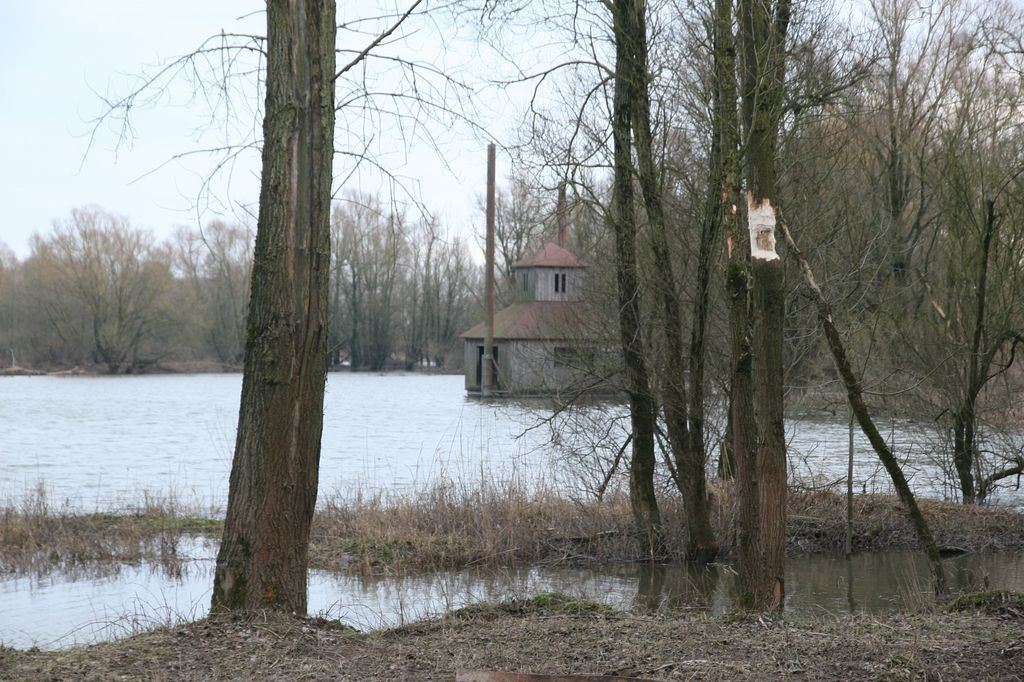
[0,2,513,259]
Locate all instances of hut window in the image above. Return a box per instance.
[554,272,567,293]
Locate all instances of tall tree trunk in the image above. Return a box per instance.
[626,0,717,563]
[610,0,663,559]
[737,0,790,611]
[714,0,761,599]
[777,218,947,596]
[687,0,727,497]
[955,198,996,504]
[728,228,758,604]
[749,208,786,610]
[212,0,336,614]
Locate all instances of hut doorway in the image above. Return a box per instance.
[475,345,501,391]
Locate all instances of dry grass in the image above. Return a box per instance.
[308,480,1024,572]
[3,480,1023,577]
[0,487,220,576]
[4,483,1024,678]
[310,482,655,571]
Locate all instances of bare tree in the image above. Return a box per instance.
[28,207,174,374]
[330,194,403,371]
[0,243,24,368]
[609,0,665,558]
[624,0,718,562]
[777,214,949,596]
[477,176,550,303]
[174,220,254,364]
[713,0,762,604]
[408,219,475,368]
[919,30,1024,503]
[844,0,1024,504]
[212,0,336,614]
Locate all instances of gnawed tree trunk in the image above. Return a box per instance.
[212,0,336,614]
[626,0,717,563]
[610,0,664,559]
[737,0,790,611]
[748,197,787,611]
[777,217,947,597]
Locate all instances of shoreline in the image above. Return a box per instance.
[0,361,466,377]
[3,598,1022,680]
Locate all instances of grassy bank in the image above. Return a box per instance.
[310,483,1024,571]
[4,483,1024,576]
[3,596,1022,680]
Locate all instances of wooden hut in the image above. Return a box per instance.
[461,242,597,395]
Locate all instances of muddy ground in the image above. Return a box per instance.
[3,597,1023,681]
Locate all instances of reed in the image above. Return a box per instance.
[309,478,663,571]
[0,485,221,576]
[3,477,1023,577]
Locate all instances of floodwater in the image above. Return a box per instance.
[0,374,552,511]
[2,373,1015,510]
[2,536,1023,650]
[2,373,1022,650]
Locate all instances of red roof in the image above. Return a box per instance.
[513,242,587,269]
[460,301,592,340]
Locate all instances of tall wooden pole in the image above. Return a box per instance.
[557,182,568,248]
[483,143,496,396]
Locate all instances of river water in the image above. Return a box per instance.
[3,373,1014,510]
[1,373,552,511]
[1,373,1022,649]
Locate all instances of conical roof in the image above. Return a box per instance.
[512,242,587,269]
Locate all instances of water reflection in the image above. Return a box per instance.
[633,563,724,612]
[3,545,1023,651]
[629,552,1024,616]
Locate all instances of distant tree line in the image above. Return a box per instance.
[0,198,480,374]
[328,192,479,371]
[0,206,237,373]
